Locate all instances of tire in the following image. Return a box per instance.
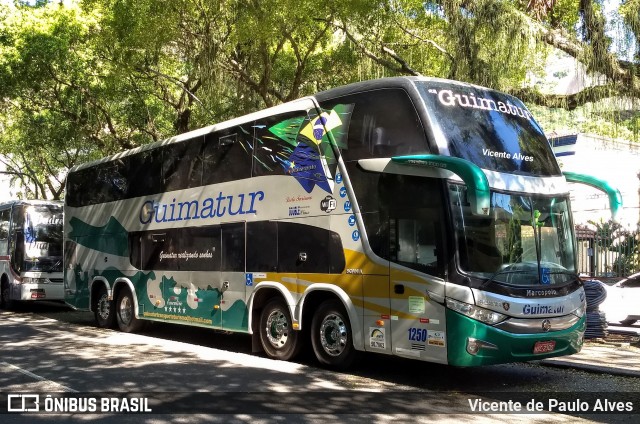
[310,300,356,370]
[620,319,637,326]
[1,280,13,310]
[116,288,142,333]
[259,298,302,361]
[94,285,116,329]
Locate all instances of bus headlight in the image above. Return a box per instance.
[446,298,507,325]
[573,304,586,318]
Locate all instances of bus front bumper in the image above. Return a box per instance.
[446,309,586,367]
[19,283,65,301]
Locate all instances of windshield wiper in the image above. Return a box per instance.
[481,265,530,288]
[532,209,543,284]
[44,259,62,273]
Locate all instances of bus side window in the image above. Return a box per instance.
[203,126,252,185]
[252,111,312,177]
[0,209,10,254]
[221,223,245,272]
[320,89,428,161]
[127,149,163,198]
[162,136,204,192]
[277,222,345,274]
[95,160,128,204]
[246,221,277,272]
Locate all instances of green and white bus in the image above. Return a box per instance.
[1,200,64,309]
[63,77,621,367]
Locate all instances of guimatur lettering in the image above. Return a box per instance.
[139,190,265,224]
[437,89,534,120]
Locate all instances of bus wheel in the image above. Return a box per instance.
[116,288,142,333]
[311,300,356,370]
[259,298,301,361]
[0,280,13,310]
[94,285,115,328]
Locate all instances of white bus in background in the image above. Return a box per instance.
[0,200,64,309]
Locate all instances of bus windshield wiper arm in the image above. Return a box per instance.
[44,259,62,273]
[481,266,523,288]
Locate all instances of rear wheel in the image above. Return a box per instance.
[310,300,356,370]
[94,285,115,328]
[620,319,637,326]
[116,288,142,333]
[259,298,302,361]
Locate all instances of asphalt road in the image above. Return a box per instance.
[1,301,639,423]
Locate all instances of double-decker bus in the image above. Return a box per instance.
[63,77,621,368]
[1,200,64,309]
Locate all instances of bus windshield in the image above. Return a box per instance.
[449,184,576,286]
[23,205,63,272]
[416,81,561,177]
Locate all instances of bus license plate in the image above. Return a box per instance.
[533,340,555,354]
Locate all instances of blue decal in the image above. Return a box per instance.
[348,215,356,227]
[344,201,351,212]
[541,267,551,285]
[352,230,360,241]
[285,144,331,194]
[245,274,254,286]
[408,328,428,342]
[336,173,343,184]
[339,187,347,198]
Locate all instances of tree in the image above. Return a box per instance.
[1,0,639,199]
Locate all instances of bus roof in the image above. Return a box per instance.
[0,199,63,210]
[67,76,505,173]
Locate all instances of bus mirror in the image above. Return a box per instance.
[563,172,622,222]
[391,155,491,216]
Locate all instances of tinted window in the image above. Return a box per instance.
[162,137,204,191]
[247,221,278,271]
[0,209,9,254]
[277,222,345,273]
[347,161,445,276]
[221,223,245,272]
[202,126,252,185]
[417,81,561,176]
[127,149,162,198]
[320,89,428,161]
[130,226,221,271]
[94,159,128,204]
[66,166,96,207]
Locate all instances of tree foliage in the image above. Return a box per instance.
[0,0,639,199]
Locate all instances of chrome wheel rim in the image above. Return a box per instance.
[119,295,133,325]
[319,313,348,357]
[97,294,110,320]
[265,308,289,349]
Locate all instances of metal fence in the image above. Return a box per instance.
[575,222,640,278]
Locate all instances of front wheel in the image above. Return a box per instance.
[94,285,115,328]
[259,298,302,361]
[116,288,142,333]
[310,300,356,370]
[0,280,13,310]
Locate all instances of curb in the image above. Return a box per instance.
[538,359,640,378]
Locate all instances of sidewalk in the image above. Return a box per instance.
[539,339,640,377]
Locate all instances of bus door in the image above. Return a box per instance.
[387,207,448,363]
[219,222,247,331]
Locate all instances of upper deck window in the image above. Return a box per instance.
[417,81,561,177]
[319,89,429,161]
